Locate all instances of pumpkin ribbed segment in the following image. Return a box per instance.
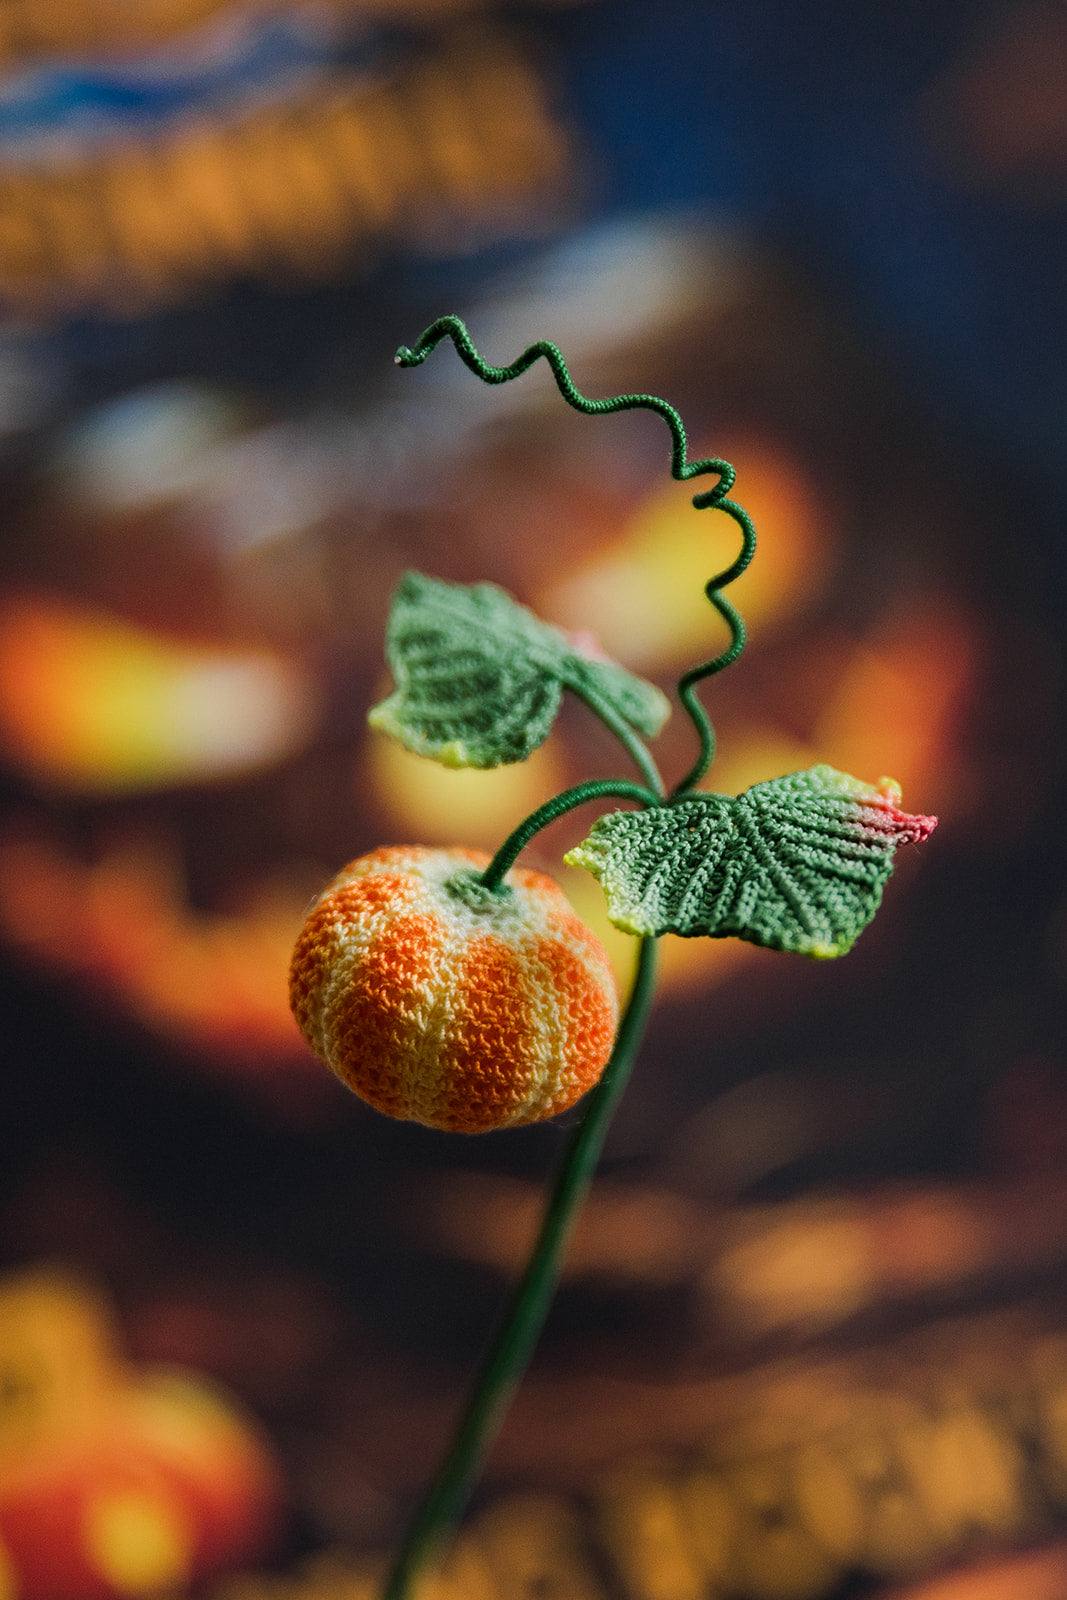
[289,847,618,1132]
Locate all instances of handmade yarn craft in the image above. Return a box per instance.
[289,846,617,1132]
[285,314,937,1600]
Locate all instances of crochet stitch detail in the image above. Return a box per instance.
[289,846,619,1131]
[566,766,937,958]
[368,572,669,770]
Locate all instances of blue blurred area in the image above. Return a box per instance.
[37,0,1064,543]
[0,12,345,148]
[549,0,1065,511]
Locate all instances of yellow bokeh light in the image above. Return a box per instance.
[538,435,831,671]
[711,1205,874,1335]
[82,1487,192,1596]
[367,732,565,849]
[0,594,316,794]
[813,599,978,811]
[0,1269,124,1470]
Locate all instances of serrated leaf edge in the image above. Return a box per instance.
[370,571,670,766]
[565,766,936,956]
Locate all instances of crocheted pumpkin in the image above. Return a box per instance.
[289,847,619,1132]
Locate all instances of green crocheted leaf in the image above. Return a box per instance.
[565,765,937,958]
[368,572,669,768]
[562,650,670,740]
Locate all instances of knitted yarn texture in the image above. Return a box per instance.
[567,766,937,958]
[368,572,669,771]
[289,847,619,1132]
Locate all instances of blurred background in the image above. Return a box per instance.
[0,2,1065,1597]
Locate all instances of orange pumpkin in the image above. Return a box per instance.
[290,846,619,1132]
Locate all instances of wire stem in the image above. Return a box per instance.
[382,315,756,1600]
[396,315,757,796]
[381,935,660,1600]
[670,497,755,796]
[480,779,658,891]
[565,681,666,798]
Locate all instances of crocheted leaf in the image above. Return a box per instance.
[561,650,670,740]
[565,765,937,958]
[368,572,669,768]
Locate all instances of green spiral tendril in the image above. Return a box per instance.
[396,315,757,795]
[672,505,755,794]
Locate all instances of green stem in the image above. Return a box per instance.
[381,935,660,1600]
[565,680,666,799]
[671,588,746,796]
[572,684,662,796]
[671,500,755,797]
[480,778,658,892]
[383,315,758,1600]
[396,317,759,803]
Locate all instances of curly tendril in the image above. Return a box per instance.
[396,313,757,795]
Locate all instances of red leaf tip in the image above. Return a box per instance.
[874,776,937,843]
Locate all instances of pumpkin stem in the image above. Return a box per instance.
[381,934,660,1600]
